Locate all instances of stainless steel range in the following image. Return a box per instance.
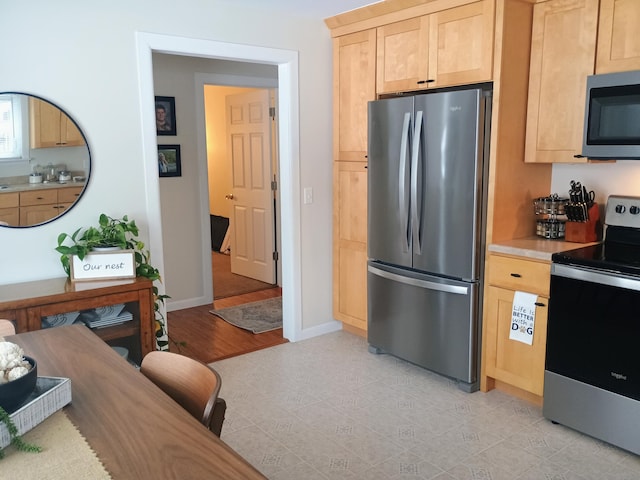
[545,195,640,455]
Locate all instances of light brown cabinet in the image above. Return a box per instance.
[376,17,429,94]
[29,97,85,148]
[19,188,59,226]
[0,192,19,225]
[334,29,376,162]
[482,254,550,401]
[0,186,82,226]
[19,187,81,226]
[332,28,375,333]
[428,1,495,89]
[376,0,494,95]
[596,0,640,73]
[524,0,599,163]
[333,161,368,332]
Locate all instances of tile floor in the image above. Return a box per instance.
[211,331,640,480]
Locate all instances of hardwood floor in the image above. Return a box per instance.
[211,252,274,299]
[167,287,287,364]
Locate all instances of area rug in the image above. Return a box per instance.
[210,297,282,334]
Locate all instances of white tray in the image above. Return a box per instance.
[0,376,72,449]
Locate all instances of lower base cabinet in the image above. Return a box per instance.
[481,253,551,402]
[333,161,368,333]
[483,285,548,397]
[0,186,83,226]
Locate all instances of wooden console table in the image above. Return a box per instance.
[0,277,155,361]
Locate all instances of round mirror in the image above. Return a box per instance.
[0,93,90,228]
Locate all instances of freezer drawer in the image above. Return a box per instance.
[367,262,479,390]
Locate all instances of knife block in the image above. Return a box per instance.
[565,203,600,243]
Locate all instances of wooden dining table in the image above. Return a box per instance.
[8,324,266,479]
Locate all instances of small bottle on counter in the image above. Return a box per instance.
[45,163,56,183]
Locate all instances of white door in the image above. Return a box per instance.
[225,89,276,284]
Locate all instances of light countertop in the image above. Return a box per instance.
[0,181,85,193]
[488,237,600,262]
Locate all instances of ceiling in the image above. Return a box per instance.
[216,0,382,19]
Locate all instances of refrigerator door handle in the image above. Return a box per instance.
[368,265,469,295]
[411,110,424,254]
[399,112,411,253]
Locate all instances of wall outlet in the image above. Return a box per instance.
[303,187,313,204]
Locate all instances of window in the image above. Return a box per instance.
[0,94,29,162]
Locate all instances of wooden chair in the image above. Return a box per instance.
[0,319,16,337]
[140,351,226,437]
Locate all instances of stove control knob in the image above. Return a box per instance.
[631,206,640,215]
[616,204,626,214]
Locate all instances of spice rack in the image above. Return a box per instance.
[533,195,568,239]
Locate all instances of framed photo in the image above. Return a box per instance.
[155,96,176,135]
[158,145,182,177]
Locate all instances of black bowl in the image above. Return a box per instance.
[0,356,37,413]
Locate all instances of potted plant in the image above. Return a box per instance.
[55,214,171,351]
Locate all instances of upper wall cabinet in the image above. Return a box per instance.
[524,0,598,163]
[376,17,429,94]
[30,98,85,149]
[334,29,376,162]
[376,0,494,95]
[596,0,640,73]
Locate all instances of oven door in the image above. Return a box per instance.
[547,263,640,401]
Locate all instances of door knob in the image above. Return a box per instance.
[225,194,234,200]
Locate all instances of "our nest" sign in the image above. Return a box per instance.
[70,250,136,282]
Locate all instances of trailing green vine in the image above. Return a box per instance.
[0,406,41,459]
[55,214,175,351]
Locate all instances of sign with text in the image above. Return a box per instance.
[509,291,538,345]
[70,250,136,282]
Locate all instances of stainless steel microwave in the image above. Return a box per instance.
[582,70,640,160]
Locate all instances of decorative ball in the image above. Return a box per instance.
[0,357,37,412]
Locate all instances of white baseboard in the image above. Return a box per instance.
[292,320,342,342]
[166,296,210,312]
[167,296,339,344]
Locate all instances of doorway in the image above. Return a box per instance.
[136,32,303,343]
[203,84,280,300]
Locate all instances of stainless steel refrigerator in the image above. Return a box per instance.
[367,86,491,392]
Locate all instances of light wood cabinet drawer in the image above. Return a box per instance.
[19,189,58,206]
[58,187,83,203]
[0,192,19,209]
[487,255,550,297]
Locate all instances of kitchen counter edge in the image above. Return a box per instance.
[488,237,600,262]
[0,181,86,193]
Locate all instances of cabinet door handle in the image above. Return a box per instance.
[534,302,545,307]
[510,273,522,278]
[416,79,435,85]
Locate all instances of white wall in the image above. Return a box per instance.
[551,162,640,210]
[0,0,334,335]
